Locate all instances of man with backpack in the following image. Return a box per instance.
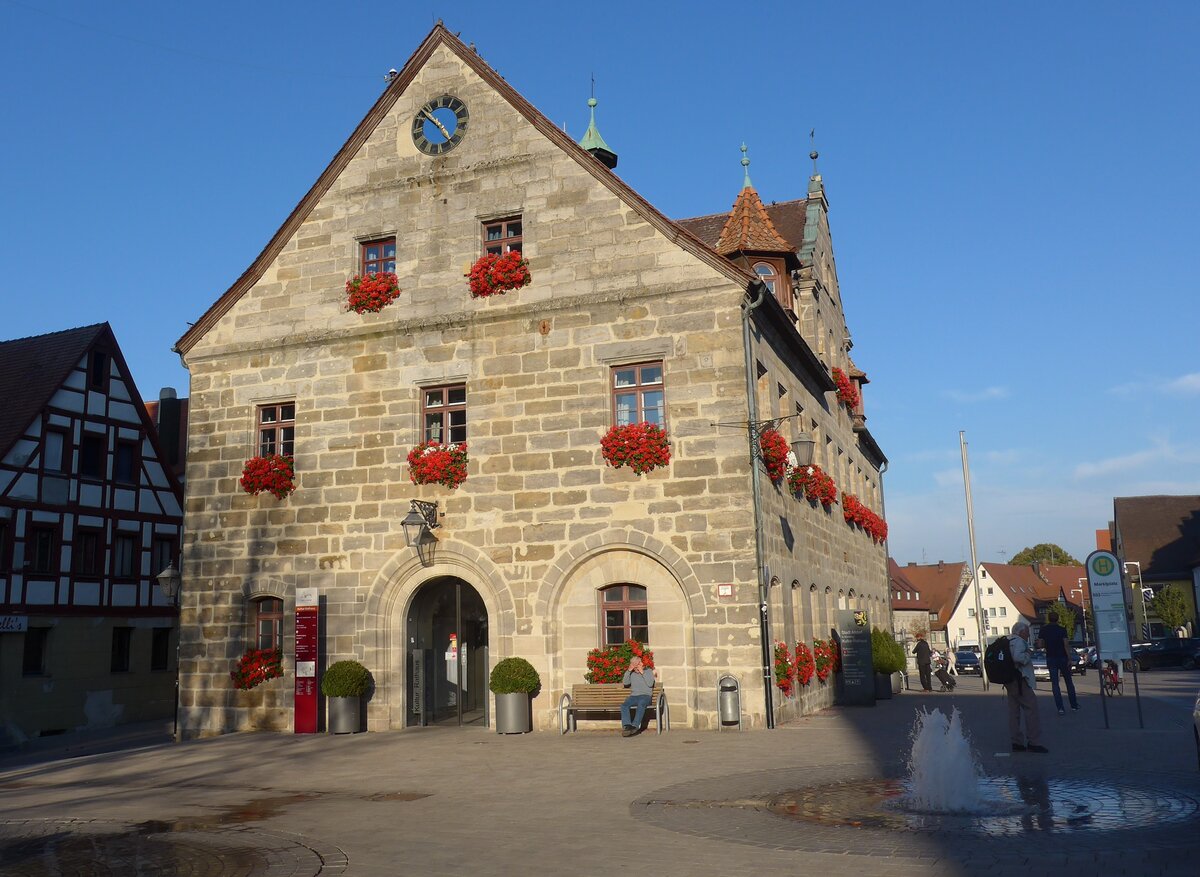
[1004,621,1047,753]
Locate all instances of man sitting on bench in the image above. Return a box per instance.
[621,655,659,737]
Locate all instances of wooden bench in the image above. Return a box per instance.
[559,683,669,735]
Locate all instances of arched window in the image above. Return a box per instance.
[753,262,778,295]
[599,584,648,645]
[253,597,284,650]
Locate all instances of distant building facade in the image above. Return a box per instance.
[0,324,183,746]
[1112,495,1200,638]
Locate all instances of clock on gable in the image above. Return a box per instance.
[411,94,469,156]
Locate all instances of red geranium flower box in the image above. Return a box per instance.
[468,250,531,298]
[240,454,296,500]
[585,640,655,683]
[788,463,837,507]
[794,641,816,687]
[774,641,796,696]
[346,272,401,314]
[832,367,860,410]
[758,427,790,484]
[600,422,671,475]
[231,647,283,690]
[407,441,469,490]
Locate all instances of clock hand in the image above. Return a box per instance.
[419,109,452,141]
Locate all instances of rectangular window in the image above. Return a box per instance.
[0,519,9,573]
[255,598,284,650]
[967,608,976,617]
[23,628,49,675]
[482,217,522,255]
[43,429,68,473]
[111,627,132,673]
[999,606,1007,617]
[257,402,296,457]
[151,538,175,580]
[112,534,137,579]
[611,362,665,427]
[88,350,107,389]
[360,237,396,274]
[151,628,171,671]
[114,441,138,483]
[988,607,996,617]
[422,385,466,444]
[80,434,105,478]
[75,528,105,576]
[600,584,648,646]
[28,526,56,574]
[987,587,993,595]
[1004,626,1011,635]
[959,627,966,637]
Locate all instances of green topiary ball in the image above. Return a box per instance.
[489,657,540,694]
[321,660,371,698]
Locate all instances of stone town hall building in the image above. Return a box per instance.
[174,25,888,736]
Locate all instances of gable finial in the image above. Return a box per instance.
[809,128,819,176]
[579,76,617,169]
[740,143,753,189]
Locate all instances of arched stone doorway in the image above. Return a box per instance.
[405,577,488,727]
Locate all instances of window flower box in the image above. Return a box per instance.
[407,441,469,490]
[585,640,655,683]
[231,647,283,690]
[813,638,835,682]
[774,642,796,696]
[832,367,860,410]
[239,454,296,500]
[842,493,888,542]
[758,427,790,484]
[794,641,816,687]
[346,271,401,314]
[468,250,531,298]
[788,463,837,507]
[601,422,671,475]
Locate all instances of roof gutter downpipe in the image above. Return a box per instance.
[742,280,775,729]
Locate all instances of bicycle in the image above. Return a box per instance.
[1102,660,1123,696]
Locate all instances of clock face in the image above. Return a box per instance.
[411,95,469,156]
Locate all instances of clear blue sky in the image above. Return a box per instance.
[3,1,1197,565]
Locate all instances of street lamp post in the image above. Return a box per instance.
[155,561,182,741]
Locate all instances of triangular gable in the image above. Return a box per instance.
[0,323,108,462]
[176,24,754,355]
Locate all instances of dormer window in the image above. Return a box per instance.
[754,260,792,311]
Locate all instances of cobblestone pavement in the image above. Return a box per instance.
[1,671,1197,876]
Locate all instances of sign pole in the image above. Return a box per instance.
[294,588,319,734]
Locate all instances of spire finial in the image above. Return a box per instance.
[579,77,617,169]
[740,143,752,189]
[809,128,819,176]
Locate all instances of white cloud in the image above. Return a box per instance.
[1108,372,1200,397]
[1073,447,1162,480]
[1072,438,1200,480]
[942,386,1010,403]
[1163,373,1200,395]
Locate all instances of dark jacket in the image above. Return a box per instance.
[913,639,932,665]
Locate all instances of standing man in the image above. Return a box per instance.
[912,633,933,692]
[1037,610,1079,716]
[620,655,659,737]
[1007,620,1048,753]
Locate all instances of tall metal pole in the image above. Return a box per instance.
[959,432,989,691]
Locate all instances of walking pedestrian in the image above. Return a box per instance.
[913,633,933,691]
[1007,620,1047,753]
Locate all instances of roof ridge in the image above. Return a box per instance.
[0,322,108,348]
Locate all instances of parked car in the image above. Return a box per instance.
[1031,650,1050,680]
[1128,638,1199,671]
[955,650,981,675]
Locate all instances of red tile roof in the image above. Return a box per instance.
[891,561,966,628]
[713,187,794,256]
[677,198,809,253]
[0,324,109,460]
[979,563,1063,620]
[1113,495,1200,577]
[1034,564,1088,609]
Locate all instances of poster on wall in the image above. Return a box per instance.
[835,609,875,706]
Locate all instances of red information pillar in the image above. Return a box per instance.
[294,587,319,733]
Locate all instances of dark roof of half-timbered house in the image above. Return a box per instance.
[0,323,109,460]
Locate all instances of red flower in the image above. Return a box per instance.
[813,638,834,682]
[831,367,860,410]
[774,642,796,696]
[407,442,469,490]
[346,272,401,314]
[585,640,655,683]
[794,642,816,687]
[468,251,532,298]
[758,427,790,484]
[240,454,296,500]
[600,422,671,475]
[841,493,888,542]
[231,648,283,690]
[788,463,838,507]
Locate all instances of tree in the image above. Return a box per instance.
[1010,543,1080,565]
[907,619,929,640]
[1150,584,1191,633]
[1045,601,1076,640]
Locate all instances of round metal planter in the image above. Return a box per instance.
[327,695,363,734]
[494,692,531,734]
[873,673,893,700]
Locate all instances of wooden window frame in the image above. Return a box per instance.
[113,440,139,484]
[23,627,49,676]
[111,533,138,581]
[482,216,523,256]
[753,259,792,311]
[610,361,666,428]
[151,537,176,580]
[254,597,284,651]
[27,525,56,574]
[88,349,108,390]
[79,433,106,479]
[257,402,296,457]
[151,627,172,672]
[74,527,106,577]
[421,384,467,445]
[360,237,397,275]
[42,428,70,474]
[598,584,649,646]
[111,626,133,673]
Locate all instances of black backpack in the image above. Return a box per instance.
[984,636,1019,685]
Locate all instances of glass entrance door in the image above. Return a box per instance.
[406,577,488,727]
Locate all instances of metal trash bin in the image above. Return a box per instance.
[718,675,741,730]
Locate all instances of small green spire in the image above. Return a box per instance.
[579,90,617,169]
[741,143,752,189]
